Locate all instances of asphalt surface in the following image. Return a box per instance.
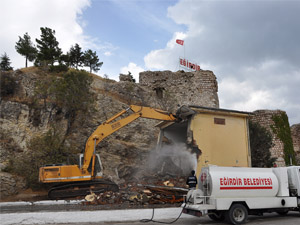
[51,212,300,225]
[1,201,299,225]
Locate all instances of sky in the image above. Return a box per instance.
[1,0,299,125]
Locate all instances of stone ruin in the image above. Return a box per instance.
[291,124,300,164]
[119,73,135,82]
[250,110,297,167]
[139,70,219,108]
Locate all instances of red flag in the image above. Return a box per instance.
[176,39,184,45]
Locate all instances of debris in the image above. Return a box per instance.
[129,194,139,201]
[145,185,188,204]
[85,192,96,202]
[143,189,152,194]
[163,181,174,187]
[83,175,188,206]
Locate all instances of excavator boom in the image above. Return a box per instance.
[82,105,177,171]
[39,105,179,198]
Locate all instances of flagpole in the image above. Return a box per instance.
[183,40,185,72]
[176,39,185,71]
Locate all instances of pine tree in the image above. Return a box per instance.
[15,32,37,68]
[83,49,103,73]
[0,52,13,71]
[68,43,84,69]
[35,27,62,66]
[59,53,71,67]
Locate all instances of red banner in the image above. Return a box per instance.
[176,39,184,45]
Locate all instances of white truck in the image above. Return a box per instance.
[182,166,300,224]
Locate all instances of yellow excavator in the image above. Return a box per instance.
[39,105,187,199]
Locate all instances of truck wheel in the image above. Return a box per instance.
[208,212,225,221]
[226,204,248,225]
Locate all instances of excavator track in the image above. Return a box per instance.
[48,180,119,199]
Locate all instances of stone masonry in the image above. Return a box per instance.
[250,110,288,167]
[291,124,300,164]
[139,70,219,109]
[119,73,135,82]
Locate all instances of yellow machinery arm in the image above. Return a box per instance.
[82,105,177,174]
[39,104,179,190]
[39,104,190,198]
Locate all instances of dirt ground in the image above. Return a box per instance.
[0,188,49,202]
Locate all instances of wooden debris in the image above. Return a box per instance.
[83,176,188,206]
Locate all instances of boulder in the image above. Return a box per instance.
[0,172,26,199]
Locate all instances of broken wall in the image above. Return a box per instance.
[139,70,219,110]
[157,107,252,178]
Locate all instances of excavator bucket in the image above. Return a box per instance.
[176,105,196,121]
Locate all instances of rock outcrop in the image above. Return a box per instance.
[0,172,26,198]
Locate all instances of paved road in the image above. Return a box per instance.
[132,212,299,225]
[46,212,300,225]
[1,201,299,225]
[65,212,300,225]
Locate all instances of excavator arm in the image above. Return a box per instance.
[82,105,177,174]
[39,104,195,198]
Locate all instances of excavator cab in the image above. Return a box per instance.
[79,153,103,178]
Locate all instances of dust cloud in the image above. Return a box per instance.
[147,143,198,177]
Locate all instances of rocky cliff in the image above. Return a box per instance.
[0,67,220,198]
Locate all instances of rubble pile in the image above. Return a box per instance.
[83,176,188,206]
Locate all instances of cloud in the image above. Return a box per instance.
[219,60,300,124]
[219,78,279,110]
[144,0,300,124]
[104,51,112,56]
[144,32,186,70]
[0,0,91,69]
[110,0,180,34]
[120,62,144,82]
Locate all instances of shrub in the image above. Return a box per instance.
[49,70,94,131]
[33,69,95,132]
[0,72,17,97]
[49,64,68,73]
[271,112,296,165]
[6,126,74,189]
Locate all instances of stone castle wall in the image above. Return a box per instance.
[291,124,300,164]
[139,70,219,109]
[250,110,287,167]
